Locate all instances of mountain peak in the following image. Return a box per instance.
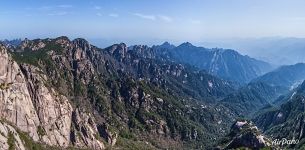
[161,41,171,46]
[154,41,175,50]
[179,42,194,47]
[72,38,89,43]
[56,36,70,41]
[218,119,274,149]
[72,38,91,50]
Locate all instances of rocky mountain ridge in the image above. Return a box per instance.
[0,37,240,149]
[2,36,299,149]
[153,42,272,83]
[0,42,107,149]
[216,119,274,150]
[252,63,305,91]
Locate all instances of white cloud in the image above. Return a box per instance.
[38,5,72,11]
[158,15,173,22]
[47,11,68,16]
[109,13,119,18]
[132,13,173,22]
[38,6,52,10]
[132,13,156,20]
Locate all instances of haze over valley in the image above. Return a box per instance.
[1,0,305,150]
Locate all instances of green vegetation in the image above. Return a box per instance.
[119,129,135,140]
[127,117,144,131]
[87,83,111,115]
[37,125,46,137]
[7,131,16,150]
[0,83,12,90]
[74,80,86,96]
[3,37,240,149]
[12,48,50,67]
[18,129,46,150]
[18,128,89,150]
[115,138,155,150]
[10,41,63,68]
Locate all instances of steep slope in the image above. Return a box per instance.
[253,63,305,90]
[219,82,286,117]
[153,42,272,83]
[1,37,239,149]
[111,44,236,101]
[0,42,106,149]
[0,120,27,150]
[254,81,305,149]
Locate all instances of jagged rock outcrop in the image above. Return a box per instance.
[1,37,241,149]
[0,121,26,150]
[20,64,73,147]
[216,120,274,150]
[0,43,105,149]
[98,124,118,147]
[71,108,105,149]
[0,44,40,141]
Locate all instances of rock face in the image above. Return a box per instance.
[21,64,73,147]
[217,120,274,150]
[0,43,105,149]
[0,121,26,150]
[71,108,105,149]
[0,44,40,141]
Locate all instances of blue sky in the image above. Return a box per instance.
[1,0,305,46]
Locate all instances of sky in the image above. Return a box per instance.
[1,0,305,47]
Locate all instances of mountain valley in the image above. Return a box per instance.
[1,37,305,150]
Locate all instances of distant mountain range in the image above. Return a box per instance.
[219,63,305,117]
[153,42,273,83]
[1,38,22,47]
[253,63,305,90]
[1,39,276,84]
[201,37,305,65]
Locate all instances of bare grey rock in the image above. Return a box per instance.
[71,108,105,150]
[21,64,73,147]
[0,44,40,141]
[0,121,26,150]
[0,44,106,149]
